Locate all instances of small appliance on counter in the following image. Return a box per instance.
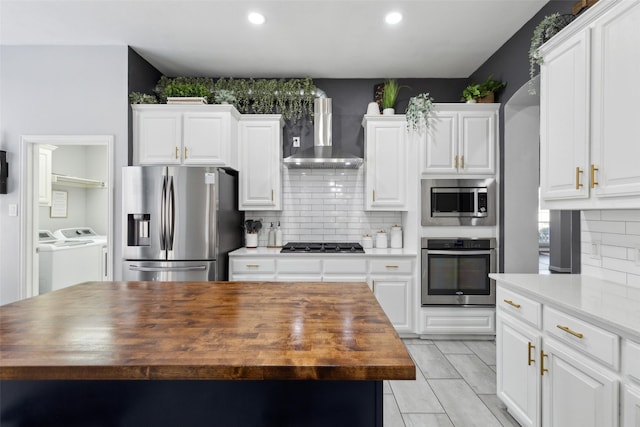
[122,166,243,281]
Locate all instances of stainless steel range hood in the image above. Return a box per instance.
[283,98,363,169]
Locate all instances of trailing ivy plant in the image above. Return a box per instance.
[129,92,158,104]
[152,76,317,121]
[529,13,570,94]
[405,92,435,132]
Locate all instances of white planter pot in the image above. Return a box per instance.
[245,233,258,248]
[382,108,395,115]
[465,99,477,104]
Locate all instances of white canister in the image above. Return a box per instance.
[362,235,373,249]
[390,225,403,249]
[366,101,380,115]
[375,231,388,249]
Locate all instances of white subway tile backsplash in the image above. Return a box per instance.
[246,168,401,247]
[581,209,640,285]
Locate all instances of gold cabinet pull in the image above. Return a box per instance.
[454,155,459,169]
[576,167,583,189]
[591,164,599,188]
[461,155,465,169]
[540,350,548,376]
[271,189,274,202]
[556,324,583,339]
[385,265,399,269]
[373,190,376,202]
[528,342,535,366]
[184,146,188,159]
[175,146,179,159]
[246,264,259,268]
[503,299,521,309]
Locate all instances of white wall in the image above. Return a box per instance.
[0,46,128,305]
[581,209,640,286]
[247,168,402,247]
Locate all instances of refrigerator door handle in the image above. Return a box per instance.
[168,175,175,251]
[127,264,208,272]
[160,174,167,251]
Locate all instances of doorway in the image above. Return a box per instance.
[20,135,114,298]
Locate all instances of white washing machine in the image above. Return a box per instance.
[38,230,103,294]
[54,227,109,280]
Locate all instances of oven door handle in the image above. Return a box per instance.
[426,250,493,256]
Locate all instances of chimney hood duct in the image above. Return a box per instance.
[283,98,363,169]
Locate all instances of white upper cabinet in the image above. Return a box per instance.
[539,0,640,209]
[422,103,497,176]
[362,115,408,210]
[590,0,640,198]
[540,30,590,201]
[238,115,283,211]
[132,104,240,168]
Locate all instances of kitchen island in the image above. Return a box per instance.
[0,281,415,426]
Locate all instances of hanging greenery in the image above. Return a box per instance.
[131,76,318,121]
[405,93,435,132]
[529,13,575,94]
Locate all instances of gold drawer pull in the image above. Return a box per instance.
[246,264,260,268]
[556,324,583,339]
[385,265,399,269]
[540,350,548,376]
[528,342,535,366]
[503,299,521,309]
[576,167,583,189]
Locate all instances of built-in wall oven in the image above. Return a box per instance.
[421,238,496,306]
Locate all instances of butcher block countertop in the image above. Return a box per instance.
[0,281,415,381]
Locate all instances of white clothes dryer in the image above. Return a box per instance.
[53,227,109,280]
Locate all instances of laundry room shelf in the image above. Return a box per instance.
[51,174,105,188]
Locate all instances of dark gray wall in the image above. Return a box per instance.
[284,78,468,158]
[127,48,163,165]
[467,0,575,271]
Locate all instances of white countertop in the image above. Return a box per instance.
[490,274,640,341]
[229,247,418,257]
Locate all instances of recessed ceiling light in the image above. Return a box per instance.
[385,12,402,25]
[248,12,266,25]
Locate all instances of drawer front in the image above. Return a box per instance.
[624,340,640,383]
[543,306,620,369]
[370,259,412,274]
[324,259,367,274]
[278,259,321,274]
[496,287,542,329]
[419,307,495,335]
[230,258,276,273]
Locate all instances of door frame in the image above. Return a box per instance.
[20,135,114,299]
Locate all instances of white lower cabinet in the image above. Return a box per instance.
[623,384,640,427]
[496,313,541,427]
[542,338,618,427]
[496,284,624,427]
[228,254,415,333]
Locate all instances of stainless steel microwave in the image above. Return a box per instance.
[421,178,496,226]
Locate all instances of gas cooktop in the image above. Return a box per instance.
[280,242,365,254]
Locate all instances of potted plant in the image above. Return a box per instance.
[381,79,408,115]
[213,89,237,105]
[529,13,576,94]
[478,76,507,103]
[405,92,435,132]
[461,84,484,103]
[164,81,210,104]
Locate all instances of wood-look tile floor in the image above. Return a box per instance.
[384,339,521,427]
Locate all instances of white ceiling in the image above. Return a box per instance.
[0,0,549,78]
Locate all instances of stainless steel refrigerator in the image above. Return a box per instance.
[122,166,243,281]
